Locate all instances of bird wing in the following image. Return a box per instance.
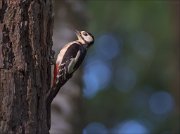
[53,42,86,86]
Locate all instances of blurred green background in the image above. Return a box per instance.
[51,1,179,134]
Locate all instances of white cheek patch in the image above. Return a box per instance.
[83,36,93,43]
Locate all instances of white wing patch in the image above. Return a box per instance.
[55,41,81,83]
[68,50,81,74]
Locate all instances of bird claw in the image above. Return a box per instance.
[50,50,55,65]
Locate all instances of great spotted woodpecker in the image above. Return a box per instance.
[52,30,94,88]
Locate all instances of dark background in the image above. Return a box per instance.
[51,1,180,134]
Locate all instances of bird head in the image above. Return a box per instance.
[75,30,94,48]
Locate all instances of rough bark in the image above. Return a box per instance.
[0,0,53,133]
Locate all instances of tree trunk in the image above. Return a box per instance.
[0,0,53,133]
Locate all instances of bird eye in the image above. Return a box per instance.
[83,32,88,36]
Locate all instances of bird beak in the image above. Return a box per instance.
[75,30,81,36]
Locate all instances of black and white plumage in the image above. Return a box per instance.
[53,30,94,88]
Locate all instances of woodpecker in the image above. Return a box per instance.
[52,30,94,88]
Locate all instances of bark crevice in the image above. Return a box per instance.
[0,0,53,133]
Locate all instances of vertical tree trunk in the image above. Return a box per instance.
[0,0,53,133]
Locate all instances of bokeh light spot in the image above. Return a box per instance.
[95,34,121,61]
[112,120,149,134]
[83,59,111,98]
[149,91,175,115]
[83,122,108,134]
